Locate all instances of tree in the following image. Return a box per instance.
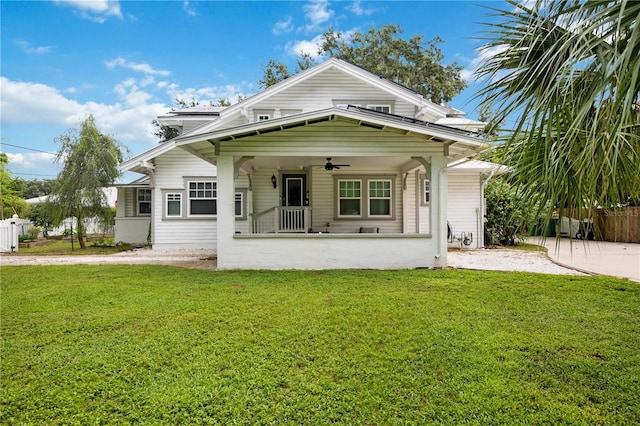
[260,25,466,104]
[0,153,28,219]
[476,1,640,229]
[27,202,55,237]
[51,115,124,249]
[19,178,57,200]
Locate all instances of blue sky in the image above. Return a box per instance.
[1,0,502,181]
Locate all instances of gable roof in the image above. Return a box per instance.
[180,58,453,138]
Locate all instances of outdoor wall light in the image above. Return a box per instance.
[271,174,277,189]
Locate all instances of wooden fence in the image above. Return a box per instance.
[595,207,640,243]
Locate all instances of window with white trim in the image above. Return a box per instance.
[367,105,391,113]
[335,176,396,220]
[368,180,392,216]
[338,180,362,217]
[137,189,152,215]
[235,192,244,218]
[166,193,182,217]
[258,114,270,121]
[188,181,216,215]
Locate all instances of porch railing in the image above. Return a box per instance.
[252,206,310,234]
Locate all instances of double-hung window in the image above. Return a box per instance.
[368,180,392,217]
[137,189,152,215]
[166,193,182,217]
[335,176,395,219]
[338,180,362,217]
[188,181,216,216]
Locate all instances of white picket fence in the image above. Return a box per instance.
[0,215,23,253]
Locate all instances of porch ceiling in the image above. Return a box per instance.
[175,107,486,168]
[246,156,410,171]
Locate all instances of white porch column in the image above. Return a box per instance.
[216,155,235,268]
[431,156,448,268]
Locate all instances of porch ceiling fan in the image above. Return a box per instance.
[322,158,350,171]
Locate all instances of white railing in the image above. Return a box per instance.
[0,215,21,252]
[252,207,310,234]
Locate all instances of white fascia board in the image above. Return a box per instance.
[448,159,510,173]
[175,107,487,151]
[120,140,176,172]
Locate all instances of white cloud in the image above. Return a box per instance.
[15,39,54,55]
[303,0,333,32]
[346,0,374,16]
[273,17,294,35]
[0,77,167,148]
[461,44,509,82]
[286,34,325,58]
[6,152,56,168]
[53,0,123,22]
[183,1,196,17]
[105,57,171,77]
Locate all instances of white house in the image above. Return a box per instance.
[116,58,495,269]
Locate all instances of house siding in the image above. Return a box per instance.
[446,171,483,248]
[248,68,418,118]
[116,149,250,250]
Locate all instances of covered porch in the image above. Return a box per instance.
[174,107,483,269]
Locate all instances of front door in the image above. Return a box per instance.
[282,174,308,207]
[281,174,308,231]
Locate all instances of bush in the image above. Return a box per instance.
[485,178,538,245]
[28,226,40,239]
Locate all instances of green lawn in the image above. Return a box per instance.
[15,239,133,255]
[2,266,638,424]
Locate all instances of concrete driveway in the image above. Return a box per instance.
[532,238,640,282]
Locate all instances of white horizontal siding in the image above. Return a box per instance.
[219,122,443,157]
[249,68,418,117]
[446,171,483,248]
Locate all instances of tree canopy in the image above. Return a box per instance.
[0,153,28,219]
[260,25,466,104]
[51,115,124,248]
[476,0,640,226]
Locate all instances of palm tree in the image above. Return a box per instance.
[476,0,640,231]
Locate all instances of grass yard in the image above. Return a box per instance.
[14,239,133,255]
[2,266,639,424]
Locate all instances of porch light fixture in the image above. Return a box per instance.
[271,174,277,188]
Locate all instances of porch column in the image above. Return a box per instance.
[216,155,235,268]
[431,156,448,267]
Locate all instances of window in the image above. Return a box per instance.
[166,193,182,217]
[367,105,391,113]
[188,181,216,215]
[137,189,152,215]
[338,180,362,217]
[258,114,270,121]
[368,180,392,216]
[235,192,244,217]
[335,176,396,220]
[424,179,430,204]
